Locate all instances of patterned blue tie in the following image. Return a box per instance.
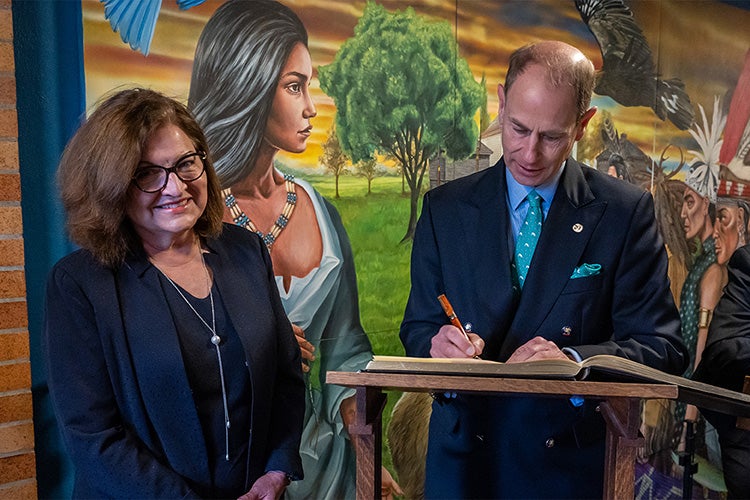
[513,190,543,289]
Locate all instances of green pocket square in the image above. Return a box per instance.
[571,263,601,279]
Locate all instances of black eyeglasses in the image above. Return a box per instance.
[132,151,207,193]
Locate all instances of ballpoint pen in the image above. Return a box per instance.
[437,294,473,345]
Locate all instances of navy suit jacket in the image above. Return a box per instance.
[44,224,304,498]
[400,159,687,498]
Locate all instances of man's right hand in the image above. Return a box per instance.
[430,325,484,358]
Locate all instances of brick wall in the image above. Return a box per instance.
[0,0,37,497]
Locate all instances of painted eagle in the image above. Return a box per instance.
[575,0,695,130]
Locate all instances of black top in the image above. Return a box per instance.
[44,223,304,498]
[162,273,251,498]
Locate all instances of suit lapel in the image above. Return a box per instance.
[506,160,606,348]
[460,163,518,357]
[118,256,210,482]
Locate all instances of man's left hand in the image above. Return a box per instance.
[506,336,569,363]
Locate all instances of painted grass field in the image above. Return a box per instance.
[298,172,414,355]
[296,171,420,479]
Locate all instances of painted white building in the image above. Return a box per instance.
[428,118,502,189]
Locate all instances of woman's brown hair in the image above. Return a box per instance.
[57,88,224,267]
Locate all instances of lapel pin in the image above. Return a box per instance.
[561,326,572,336]
[572,223,583,233]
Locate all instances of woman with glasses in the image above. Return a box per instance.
[43,88,304,499]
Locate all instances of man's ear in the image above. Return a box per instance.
[575,107,597,141]
[740,205,746,229]
[497,83,506,119]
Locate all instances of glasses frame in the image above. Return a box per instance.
[132,151,207,193]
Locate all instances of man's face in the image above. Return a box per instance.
[498,63,594,187]
[714,201,746,265]
[681,186,710,241]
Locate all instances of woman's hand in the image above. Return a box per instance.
[381,466,403,499]
[238,471,289,500]
[292,324,315,372]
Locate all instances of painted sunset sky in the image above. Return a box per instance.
[82,0,750,173]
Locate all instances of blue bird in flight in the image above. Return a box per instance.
[100,0,206,55]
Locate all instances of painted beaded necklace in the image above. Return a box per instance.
[222,173,297,249]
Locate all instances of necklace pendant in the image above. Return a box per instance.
[211,334,221,346]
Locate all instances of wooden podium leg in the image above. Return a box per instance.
[347,386,387,500]
[599,398,644,500]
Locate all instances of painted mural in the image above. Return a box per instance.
[83,0,750,497]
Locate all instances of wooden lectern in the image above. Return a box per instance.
[327,371,678,500]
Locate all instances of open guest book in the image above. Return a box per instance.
[364,355,750,418]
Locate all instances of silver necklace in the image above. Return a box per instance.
[158,251,231,461]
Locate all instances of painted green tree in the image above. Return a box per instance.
[319,124,349,199]
[319,2,483,241]
[357,157,379,195]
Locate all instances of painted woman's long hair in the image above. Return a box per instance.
[189,0,308,187]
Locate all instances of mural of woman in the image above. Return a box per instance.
[188,1,400,498]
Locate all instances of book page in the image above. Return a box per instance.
[366,355,583,379]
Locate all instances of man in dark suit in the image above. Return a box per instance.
[400,40,688,498]
[694,243,750,499]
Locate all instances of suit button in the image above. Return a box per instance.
[545,438,555,448]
